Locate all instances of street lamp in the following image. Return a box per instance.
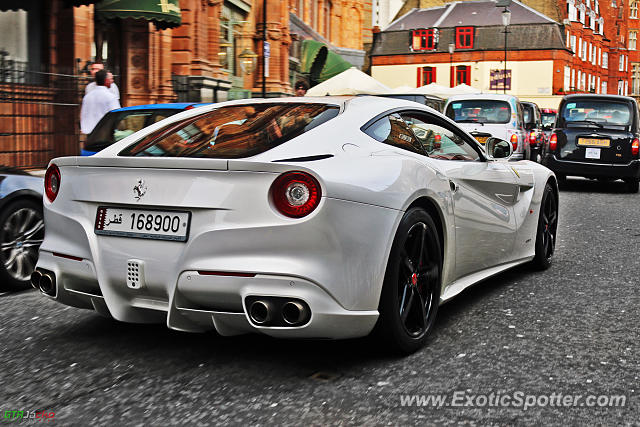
[239,48,258,75]
[448,43,455,86]
[502,8,511,94]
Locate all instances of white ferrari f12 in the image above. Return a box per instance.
[34,96,558,353]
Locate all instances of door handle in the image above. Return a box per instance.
[449,180,458,192]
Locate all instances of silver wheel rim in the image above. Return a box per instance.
[1,207,44,281]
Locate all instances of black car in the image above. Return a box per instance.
[542,94,640,193]
[0,167,44,290]
[521,101,546,163]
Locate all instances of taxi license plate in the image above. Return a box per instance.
[95,206,191,242]
[475,136,488,144]
[578,138,610,147]
[585,148,601,159]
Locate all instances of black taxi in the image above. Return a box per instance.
[542,94,640,192]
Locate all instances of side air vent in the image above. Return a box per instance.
[273,154,334,162]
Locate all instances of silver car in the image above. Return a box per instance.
[444,94,530,160]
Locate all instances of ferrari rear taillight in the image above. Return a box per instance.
[632,138,639,156]
[270,171,321,218]
[44,164,61,202]
[510,134,518,151]
[549,133,558,152]
[529,131,536,146]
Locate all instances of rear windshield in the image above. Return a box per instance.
[541,112,556,127]
[86,109,180,152]
[445,100,512,124]
[560,100,632,126]
[119,103,340,158]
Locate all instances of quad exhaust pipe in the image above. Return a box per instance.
[246,297,310,327]
[281,301,308,325]
[248,300,273,324]
[30,269,56,297]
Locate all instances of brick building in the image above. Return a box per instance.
[0,0,372,168]
[373,0,632,107]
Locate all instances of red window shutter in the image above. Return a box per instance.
[429,67,436,84]
[450,66,455,87]
[465,66,471,85]
[417,67,422,86]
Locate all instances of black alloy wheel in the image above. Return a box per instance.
[532,183,558,270]
[377,208,442,354]
[0,199,44,290]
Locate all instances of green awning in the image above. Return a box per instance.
[301,40,353,84]
[95,0,181,29]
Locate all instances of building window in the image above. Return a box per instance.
[631,31,638,50]
[571,35,577,53]
[455,27,474,49]
[620,55,625,71]
[596,0,600,13]
[583,41,588,61]
[603,52,608,68]
[590,12,596,30]
[579,4,586,23]
[564,66,571,91]
[581,72,586,90]
[597,76,601,93]
[632,1,639,18]
[572,68,575,90]
[412,29,437,50]
[568,3,578,21]
[418,66,437,85]
[451,65,470,86]
[578,37,582,57]
[633,64,640,94]
[602,80,607,93]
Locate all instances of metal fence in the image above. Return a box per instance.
[0,56,87,169]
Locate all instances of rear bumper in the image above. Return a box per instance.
[36,250,379,339]
[542,155,640,179]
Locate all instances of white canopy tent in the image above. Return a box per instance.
[306,67,392,96]
[390,85,415,93]
[409,83,482,98]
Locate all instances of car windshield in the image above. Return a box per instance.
[119,103,340,158]
[522,105,534,124]
[561,100,632,126]
[445,100,512,124]
[541,112,556,127]
[85,109,179,152]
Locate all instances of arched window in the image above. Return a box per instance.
[631,1,638,18]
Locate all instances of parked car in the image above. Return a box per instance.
[34,96,558,353]
[541,108,558,140]
[370,94,445,112]
[521,101,547,163]
[83,103,210,156]
[541,94,640,193]
[444,94,530,160]
[0,167,44,290]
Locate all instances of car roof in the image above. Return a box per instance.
[561,94,637,102]
[113,102,211,112]
[446,93,519,102]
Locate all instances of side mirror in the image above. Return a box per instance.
[485,137,513,160]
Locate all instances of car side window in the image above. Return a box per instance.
[363,113,425,155]
[401,113,481,161]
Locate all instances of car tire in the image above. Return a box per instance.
[376,207,442,354]
[531,183,558,270]
[624,178,639,193]
[0,199,44,291]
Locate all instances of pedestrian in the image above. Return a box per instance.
[80,69,121,135]
[85,62,120,100]
[294,80,308,96]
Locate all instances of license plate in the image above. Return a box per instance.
[578,138,610,147]
[475,136,488,144]
[95,206,191,242]
[585,148,601,159]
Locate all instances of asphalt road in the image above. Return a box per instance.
[1,178,638,425]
